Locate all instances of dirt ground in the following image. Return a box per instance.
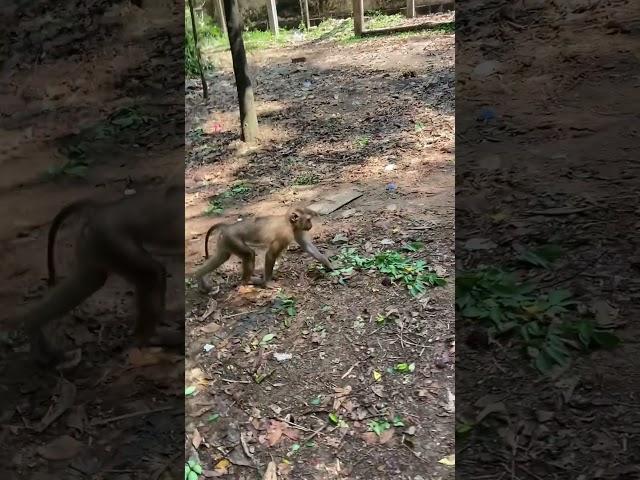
[184,15,455,480]
[0,1,184,479]
[456,0,640,478]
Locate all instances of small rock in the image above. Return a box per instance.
[124,188,136,196]
[386,183,397,192]
[472,60,501,78]
[386,204,397,211]
[405,426,417,435]
[273,352,292,362]
[384,163,396,171]
[332,233,348,244]
[380,238,395,245]
[203,344,214,353]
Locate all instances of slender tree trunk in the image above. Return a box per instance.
[303,0,310,30]
[406,0,416,18]
[188,0,208,100]
[223,0,258,142]
[352,0,364,36]
[265,0,279,36]
[212,0,227,35]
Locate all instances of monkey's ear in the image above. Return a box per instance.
[289,211,300,223]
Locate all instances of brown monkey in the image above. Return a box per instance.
[194,206,334,292]
[17,185,183,366]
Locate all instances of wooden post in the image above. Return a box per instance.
[303,0,310,30]
[265,0,279,36]
[352,0,364,36]
[223,0,258,142]
[406,0,416,18]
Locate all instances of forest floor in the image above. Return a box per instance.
[184,13,455,480]
[0,2,184,479]
[456,0,640,478]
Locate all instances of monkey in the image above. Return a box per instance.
[194,206,334,293]
[16,184,183,367]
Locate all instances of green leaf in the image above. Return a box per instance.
[368,420,391,436]
[260,333,275,345]
[592,331,620,348]
[208,413,220,422]
[534,351,554,374]
[185,386,197,396]
[392,415,405,427]
[187,471,199,480]
[548,289,572,305]
[192,463,203,475]
[328,412,340,425]
[309,397,321,406]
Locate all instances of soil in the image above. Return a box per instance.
[184,14,455,480]
[456,0,640,478]
[0,2,184,479]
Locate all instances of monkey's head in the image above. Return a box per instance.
[289,208,315,231]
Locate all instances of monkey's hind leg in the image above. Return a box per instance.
[24,268,108,366]
[193,249,231,293]
[226,237,256,285]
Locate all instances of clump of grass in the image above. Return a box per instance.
[293,173,320,185]
[354,135,370,148]
[204,199,224,216]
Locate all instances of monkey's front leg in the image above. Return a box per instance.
[251,245,284,287]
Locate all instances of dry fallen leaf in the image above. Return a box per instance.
[263,461,277,480]
[361,432,379,445]
[378,428,395,445]
[192,428,203,449]
[438,453,455,466]
[214,458,231,473]
[265,420,285,446]
[37,378,76,432]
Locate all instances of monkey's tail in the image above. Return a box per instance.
[47,200,96,287]
[204,223,222,259]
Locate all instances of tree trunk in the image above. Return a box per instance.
[211,0,227,35]
[265,0,279,36]
[406,0,416,18]
[303,0,310,30]
[188,0,209,100]
[352,0,364,36]
[223,0,258,142]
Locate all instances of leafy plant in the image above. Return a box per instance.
[293,172,320,185]
[368,419,391,436]
[457,268,620,374]
[354,135,370,148]
[393,362,416,373]
[204,199,224,216]
[109,107,155,130]
[47,145,91,179]
[185,459,203,480]
[272,292,297,317]
[221,181,251,197]
[328,412,347,427]
[516,244,564,269]
[330,247,445,296]
[366,250,446,296]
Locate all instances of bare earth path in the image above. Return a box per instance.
[185,25,455,479]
